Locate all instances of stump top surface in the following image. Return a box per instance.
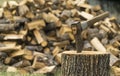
[63,51,109,55]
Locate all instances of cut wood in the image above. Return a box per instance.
[27,20,46,30]
[90,37,107,52]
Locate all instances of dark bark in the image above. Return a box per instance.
[61,51,110,76]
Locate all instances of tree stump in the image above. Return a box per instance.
[61,51,110,76]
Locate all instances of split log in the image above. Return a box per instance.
[34,66,56,74]
[33,29,48,47]
[10,50,25,57]
[112,66,120,76]
[32,55,46,69]
[27,20,46,30]
[0,45,21,52]
[90,37,107,52]
[79,11,94,20]
[62,51,110,76]
[0,34,25,40]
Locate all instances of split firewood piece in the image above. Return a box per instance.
[59,25,72,36]
[79,11,94,20]
[34,66,56,74]
[73,0,86,6]
[55,53,62,64]
[0,8,4,18]
[52,46,62,57]
[99,24,110,32]
[42,13,60,27]
[0,24,18,32]
[93,5,101,12]
[44,48,50,54]
[23,49,34,60]
[90,37,107,52]
[18,68,28,74]
[34,0,45,5]
[0,34,25,40]
[6,67,18,72]
[106,45,120,56]
[32,55,46,69]
[33,51,48,61]
[33,29,47,47]
[53,40,70,48]
[68,33,75,40]
[4,57,12,64]
[104,18,117,33]
[78,3,92,9]
[0,42,16,47]
[10,50,25,57]
[3,9,13,20]
[19,29,28,35]
[0,45,21,52]
[25,11,35,19]
[111,66,120,76]
[110,53,120,66]
[27,20,45,30]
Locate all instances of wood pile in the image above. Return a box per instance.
[0,0,120,75]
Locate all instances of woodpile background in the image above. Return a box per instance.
[0,0,120,75]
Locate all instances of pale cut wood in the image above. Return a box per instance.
[52,46,61,57]
[0,34,25,40]
[34,0,45,5]
[27,20,46,30]
[106,45,120,56]
[112,66,120,76]
[3,9,13,20]
[10,50,25,57]
[90,37,107,52]
[53,40,70,48]
[23,50,34,60]
[0,46,21,52]
[59,26,72,36]
[55,53,62,64]
[79,3,92,9]
[7,67,17,72]
[109,54,120,66]
[42,13,59,23]
[4,57,12,64]
[0,8,3,18]
[34,66,56,74]
[79,11,94,20]
[25,12,35,19]
[0,42,16,47]
[62,51,110,76]
[33,30,47,47]
[32,56,46,69]
[99,24,110,32]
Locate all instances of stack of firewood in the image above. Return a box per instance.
[0,0,120,75]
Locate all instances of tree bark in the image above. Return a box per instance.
[61,51,110,76]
